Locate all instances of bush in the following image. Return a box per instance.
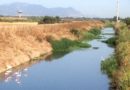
[81,28,101,40]
[70,29,81,38]
[81,32,95,40]
[38,16,61,24]
[103,37,116,47]
[117,28,130,43]
[124,18,130,25]
[101,55,118,77]
[88,28,101,36]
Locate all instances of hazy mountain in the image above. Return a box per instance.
[0,2,83,17]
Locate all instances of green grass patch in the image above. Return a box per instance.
[101,55,118,78]
[49,38,91,52]
[81,28,101,41]
[88,28,101,36]
[81,31,96,40]
[49,28,101,54]
[70,28,101,41]
[103,37,116,47]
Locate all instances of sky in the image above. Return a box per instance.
[0,0,129,18]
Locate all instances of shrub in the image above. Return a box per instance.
[88,28,101,36]
[81,28,101,40]
[101,55,118,77]
[103,37,116,47]
[81,32,95,40]
[70,29,81,38]
[124,18,130,25]
[117,28,130,43]
[38,16,61,24]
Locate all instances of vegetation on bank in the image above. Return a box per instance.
[123,18,130,26]
[101,55,118,77]
[81,28,101,40]
[104,20,115,27]
[49,38,91,52]
[103,37,116,47]
[101,22,130,90]
[49,28,101,53]
[115,23,130,90]
[70,28,101,40]
[88,28,101,36]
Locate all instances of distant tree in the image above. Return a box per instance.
[113,16,121,21]
[55,16,60,23]
[124,18,130,25]
[38,16,61,24]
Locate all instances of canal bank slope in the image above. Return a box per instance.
[114,23,130,90]
[101,22,130,90]
[0,21,104,73]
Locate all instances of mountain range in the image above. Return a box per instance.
[0,2,83,17]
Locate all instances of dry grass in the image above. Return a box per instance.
[0,20,104,73]
[0,22,38,25]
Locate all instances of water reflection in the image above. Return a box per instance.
[0,68,28,85]
[0,51,70,84]
[0,60,39,84]
[45,51,70,61]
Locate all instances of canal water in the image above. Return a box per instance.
[0,28,114,90]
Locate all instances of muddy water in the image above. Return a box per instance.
[0,28,114,90]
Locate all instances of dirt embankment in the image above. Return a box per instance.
[0,21,104,73]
